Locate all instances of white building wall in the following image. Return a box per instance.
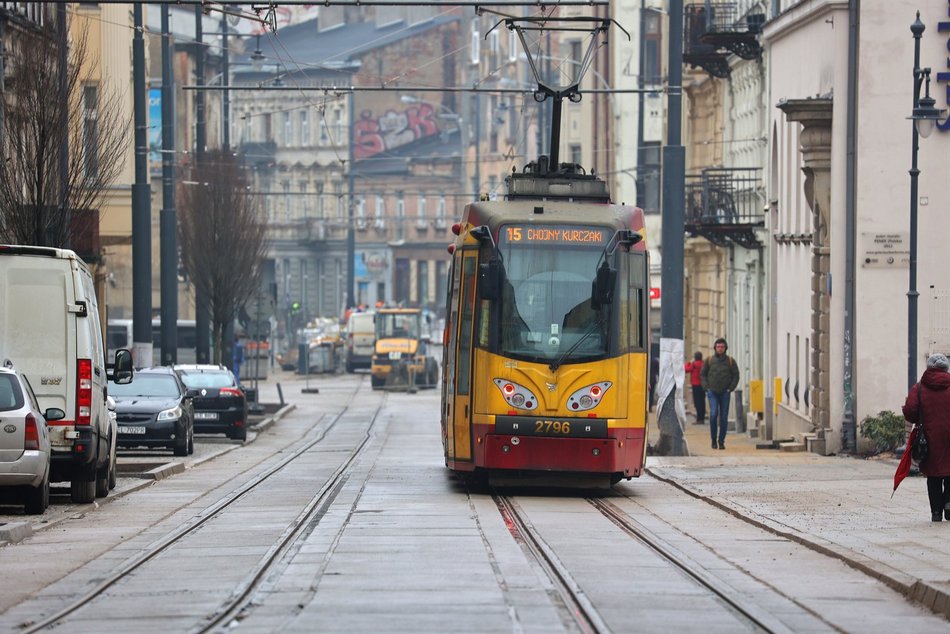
[766,0,950,451]
[855,1,950,425]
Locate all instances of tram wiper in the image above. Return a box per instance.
[548,316,606,372]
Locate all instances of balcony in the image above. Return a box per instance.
[685,167,764,249]
[683,3,765,79]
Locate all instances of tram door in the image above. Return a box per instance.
[445,252,476,462]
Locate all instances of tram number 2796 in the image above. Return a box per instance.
[494,416,608,438]
[535,420,571,435]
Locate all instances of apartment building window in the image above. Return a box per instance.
[637,142,661,214]
[470,17,480,65]
[300,181,309,218]
[488,29,499,68]
[83,84,99,180]
[299,109,310,146]
[335,181,344,219]
[283,112,292,146]
[570,144,582,166]
[263,112,272,142]
[435,194,447,229]
[570,41,582,82]
[417,260,429,306]
[320,119,329,145]
[416,194,428,229]
[316,181,325,218]
[396,193,406,241]
[374,196,386,230]
[282,181,291,221]
[356,197,367,230]
[333,108,343,140]
[643,9,663,86]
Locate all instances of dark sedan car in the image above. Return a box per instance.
[109,368,194,456]
[173,364,248,441]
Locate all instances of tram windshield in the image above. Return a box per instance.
[496,224,611,364]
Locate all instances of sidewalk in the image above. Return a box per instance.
[648,411,950,620]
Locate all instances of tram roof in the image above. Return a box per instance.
[462,200,644,233]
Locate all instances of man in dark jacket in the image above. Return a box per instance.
[700,337,740,450]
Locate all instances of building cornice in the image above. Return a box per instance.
[761,0,849,44]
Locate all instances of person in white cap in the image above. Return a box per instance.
[902,353,950,522]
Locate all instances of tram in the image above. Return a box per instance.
[440,159,650,487]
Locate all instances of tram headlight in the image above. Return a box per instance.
[567,381,612,412]
[492,378,538,411]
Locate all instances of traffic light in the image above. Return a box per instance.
[291,301,301,313]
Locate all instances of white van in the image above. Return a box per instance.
[0,245,133,503]
[344,311,375,372]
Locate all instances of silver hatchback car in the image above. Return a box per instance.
[0,364,64,514]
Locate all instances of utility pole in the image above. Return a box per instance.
[131,3,153,368]
[160,5,178,365]
[194,6,210,364]
[221,13,234,368]
[57,3,69,248]
[656,0,687,456]
[346,93,355,312]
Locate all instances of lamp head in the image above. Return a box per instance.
[910,69,948,138]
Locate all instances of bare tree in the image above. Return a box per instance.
[0,20,128,246]
[179,151,268,364]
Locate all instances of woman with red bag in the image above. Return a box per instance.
[902,353,950,522]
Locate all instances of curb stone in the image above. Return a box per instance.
[647,467,950,620]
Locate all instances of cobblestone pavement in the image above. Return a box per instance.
[651,410,950,620]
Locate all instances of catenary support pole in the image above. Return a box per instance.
[656,0,687,456]
[160,5,178,365]
[132,3,153,368]
[194,5,211,364]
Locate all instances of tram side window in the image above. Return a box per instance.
[620,253,646,351]
[456,255,477,395]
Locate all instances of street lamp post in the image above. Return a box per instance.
[907,13,948,389]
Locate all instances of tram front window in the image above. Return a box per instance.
[498,245,609,364]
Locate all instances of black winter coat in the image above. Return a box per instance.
[902,368,950,477]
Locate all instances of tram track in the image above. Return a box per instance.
[493,494,611,634]
[20,381,384,634]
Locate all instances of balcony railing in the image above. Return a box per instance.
[685,167,764,249]
[683,2,764,78]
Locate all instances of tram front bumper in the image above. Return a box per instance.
[480,430,645,478]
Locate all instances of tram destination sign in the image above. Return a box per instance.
[500,224,609,246]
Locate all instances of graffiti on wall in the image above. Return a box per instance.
[354,103,441,159]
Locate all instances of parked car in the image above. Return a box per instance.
[0,245,133,503]
[344,311,375,373]
[109,367,194,456]
[0,363,65,514]
[173,365,248,441]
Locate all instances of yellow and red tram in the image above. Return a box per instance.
[440,164,650,486]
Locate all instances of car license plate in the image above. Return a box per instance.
[119,426,146,435]
[195,412,219,420]
[389,351,402,360]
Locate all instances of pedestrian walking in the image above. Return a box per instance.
[901,353,950,522]
[685,351,706,424]
[232,336,245,385]
[700,337,740,450]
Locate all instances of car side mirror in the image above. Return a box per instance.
[591,262,617,309]
[186,389,201,399]
[109,349,134,384]
[44,407,66,422]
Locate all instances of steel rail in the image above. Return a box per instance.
[195,405,382,632]
[21,388,380,634]
[588,498,798,634]
[493,494,610,634]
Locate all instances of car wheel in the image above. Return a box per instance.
[24,471,50,515]
[108,449,117,490]
[187,427,195,455]
[346,360,354,373]
[173,433,189,456]
[71,476,96,504]
[95,459,111,499]
[232,425,247,442]
[371,375,384,390]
